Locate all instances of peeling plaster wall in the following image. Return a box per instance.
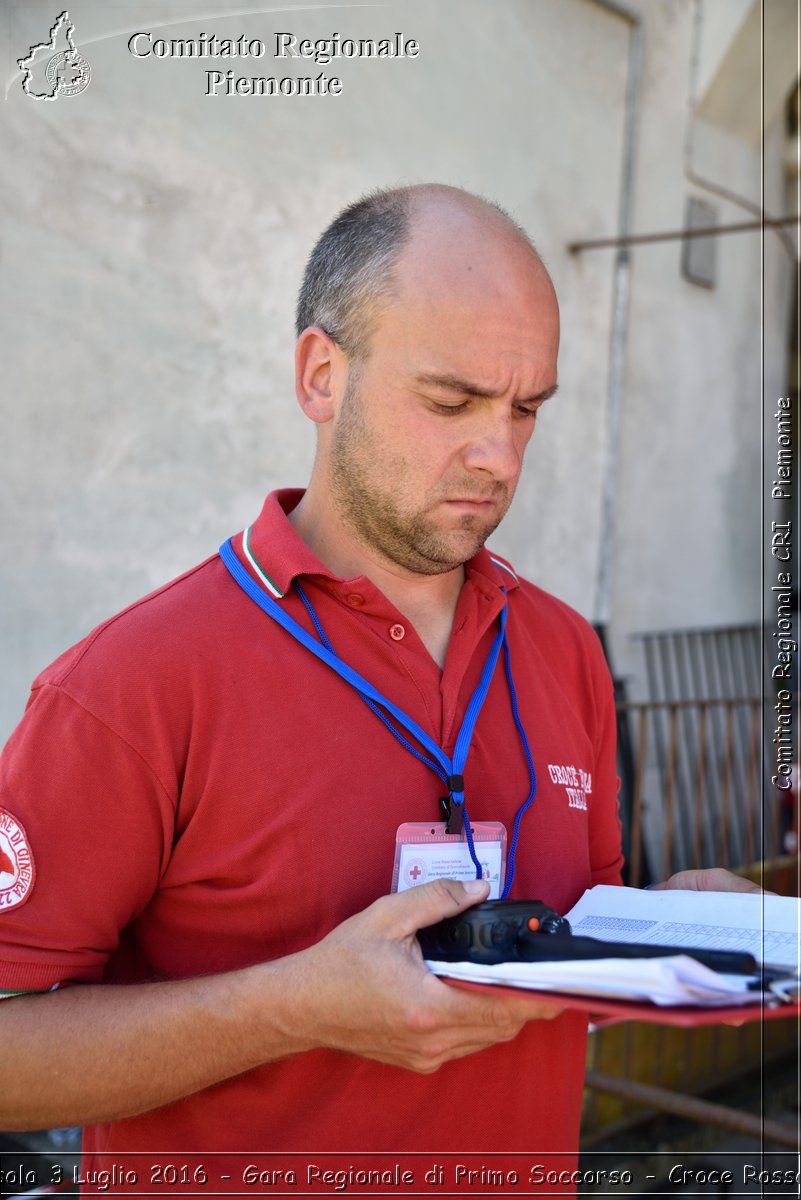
[0,0,790,736]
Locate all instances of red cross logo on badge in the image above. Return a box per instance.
[0,809,36,911]
[404,859,427,886]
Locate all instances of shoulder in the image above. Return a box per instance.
[495,556,612,708]
[513,576,602,650]
[14,552,253,802]
[23,554,248,771]
[497,564,617,771]
[33,554,227,694]
[491,552,603,657]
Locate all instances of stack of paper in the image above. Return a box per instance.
[425,887,800,1007]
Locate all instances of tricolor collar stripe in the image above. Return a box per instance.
[242,526,285,598]
[490,556,519,583]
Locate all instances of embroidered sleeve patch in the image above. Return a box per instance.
[0,808,36,911]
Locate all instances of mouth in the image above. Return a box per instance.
[444,497,498,511]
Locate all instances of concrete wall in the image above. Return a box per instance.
[696,0,799,143]
[605,0,795,691]
[0,0,793,737]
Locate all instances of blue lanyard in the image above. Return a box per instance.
[219,536,536,896]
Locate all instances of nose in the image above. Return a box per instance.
[461,410,525,484]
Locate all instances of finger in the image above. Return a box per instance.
[466,994,564,1025]
[370,878,490,940]
[429,974,564,1025]
[386,997,559,1073]
[657,869,765,894]
[696,869,763,894]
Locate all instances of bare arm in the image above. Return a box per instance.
[0,879,560,1130]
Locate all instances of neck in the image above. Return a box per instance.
[289,484,464,667]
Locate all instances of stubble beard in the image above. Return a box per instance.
[329,377,509,576]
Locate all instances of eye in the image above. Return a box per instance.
[432,401,470,415]
[514,405,540,419]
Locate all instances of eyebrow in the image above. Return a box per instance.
[414,372,559,405]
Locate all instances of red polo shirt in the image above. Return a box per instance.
[0,490,622,1183]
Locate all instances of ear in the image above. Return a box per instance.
[294,326,347,424]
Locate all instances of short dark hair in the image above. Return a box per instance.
[295,188,411,361]
[296,185,541,360]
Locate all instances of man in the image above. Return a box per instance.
[0,185,754,1186]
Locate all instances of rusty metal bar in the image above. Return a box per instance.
[568,214,798,253]
[634,622,762,642]
[584,1070,800,1148]
[617,695,765,711]
[709,1019,722,1082]
[721,641,749,856]
[662,705,679,877]
[653,1023,666,1097]
[743,700,761,864]
[706,636,728,870]
[679,1026,692,1093]
[622,1027,633,1113]
[769,769,784,862]
[719,702,735,867]
[643,641,669,875]
[675,633,702,865]
[731,637,760,822]
[628,708,648,888]
[692,703,708,865]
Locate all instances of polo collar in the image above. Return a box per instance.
[240,489,520,600]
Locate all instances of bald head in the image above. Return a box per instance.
[295,184,550,362]
[292,185,559,581]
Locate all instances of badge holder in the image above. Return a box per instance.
[392,821,507,899]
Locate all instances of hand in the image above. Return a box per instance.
[650,868,765,894]
[283,879,562,1074]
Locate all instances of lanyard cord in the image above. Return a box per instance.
[297,583,501,878]
[295,580,487,877]
[295,582,447,784]
[500,633,537,897]
[219,536,536,892]
[219,536,504,781]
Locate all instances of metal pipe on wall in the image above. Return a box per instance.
[583,0,643,629]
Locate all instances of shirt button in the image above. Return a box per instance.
[389,623,406,641]
[345,593,365,607]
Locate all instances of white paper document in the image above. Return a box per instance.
[425,887,801,1007]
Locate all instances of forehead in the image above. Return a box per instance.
[368,227,560,390]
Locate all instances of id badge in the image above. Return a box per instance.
[391,822,507,898]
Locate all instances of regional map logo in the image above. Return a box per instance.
[18,10,91,100]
